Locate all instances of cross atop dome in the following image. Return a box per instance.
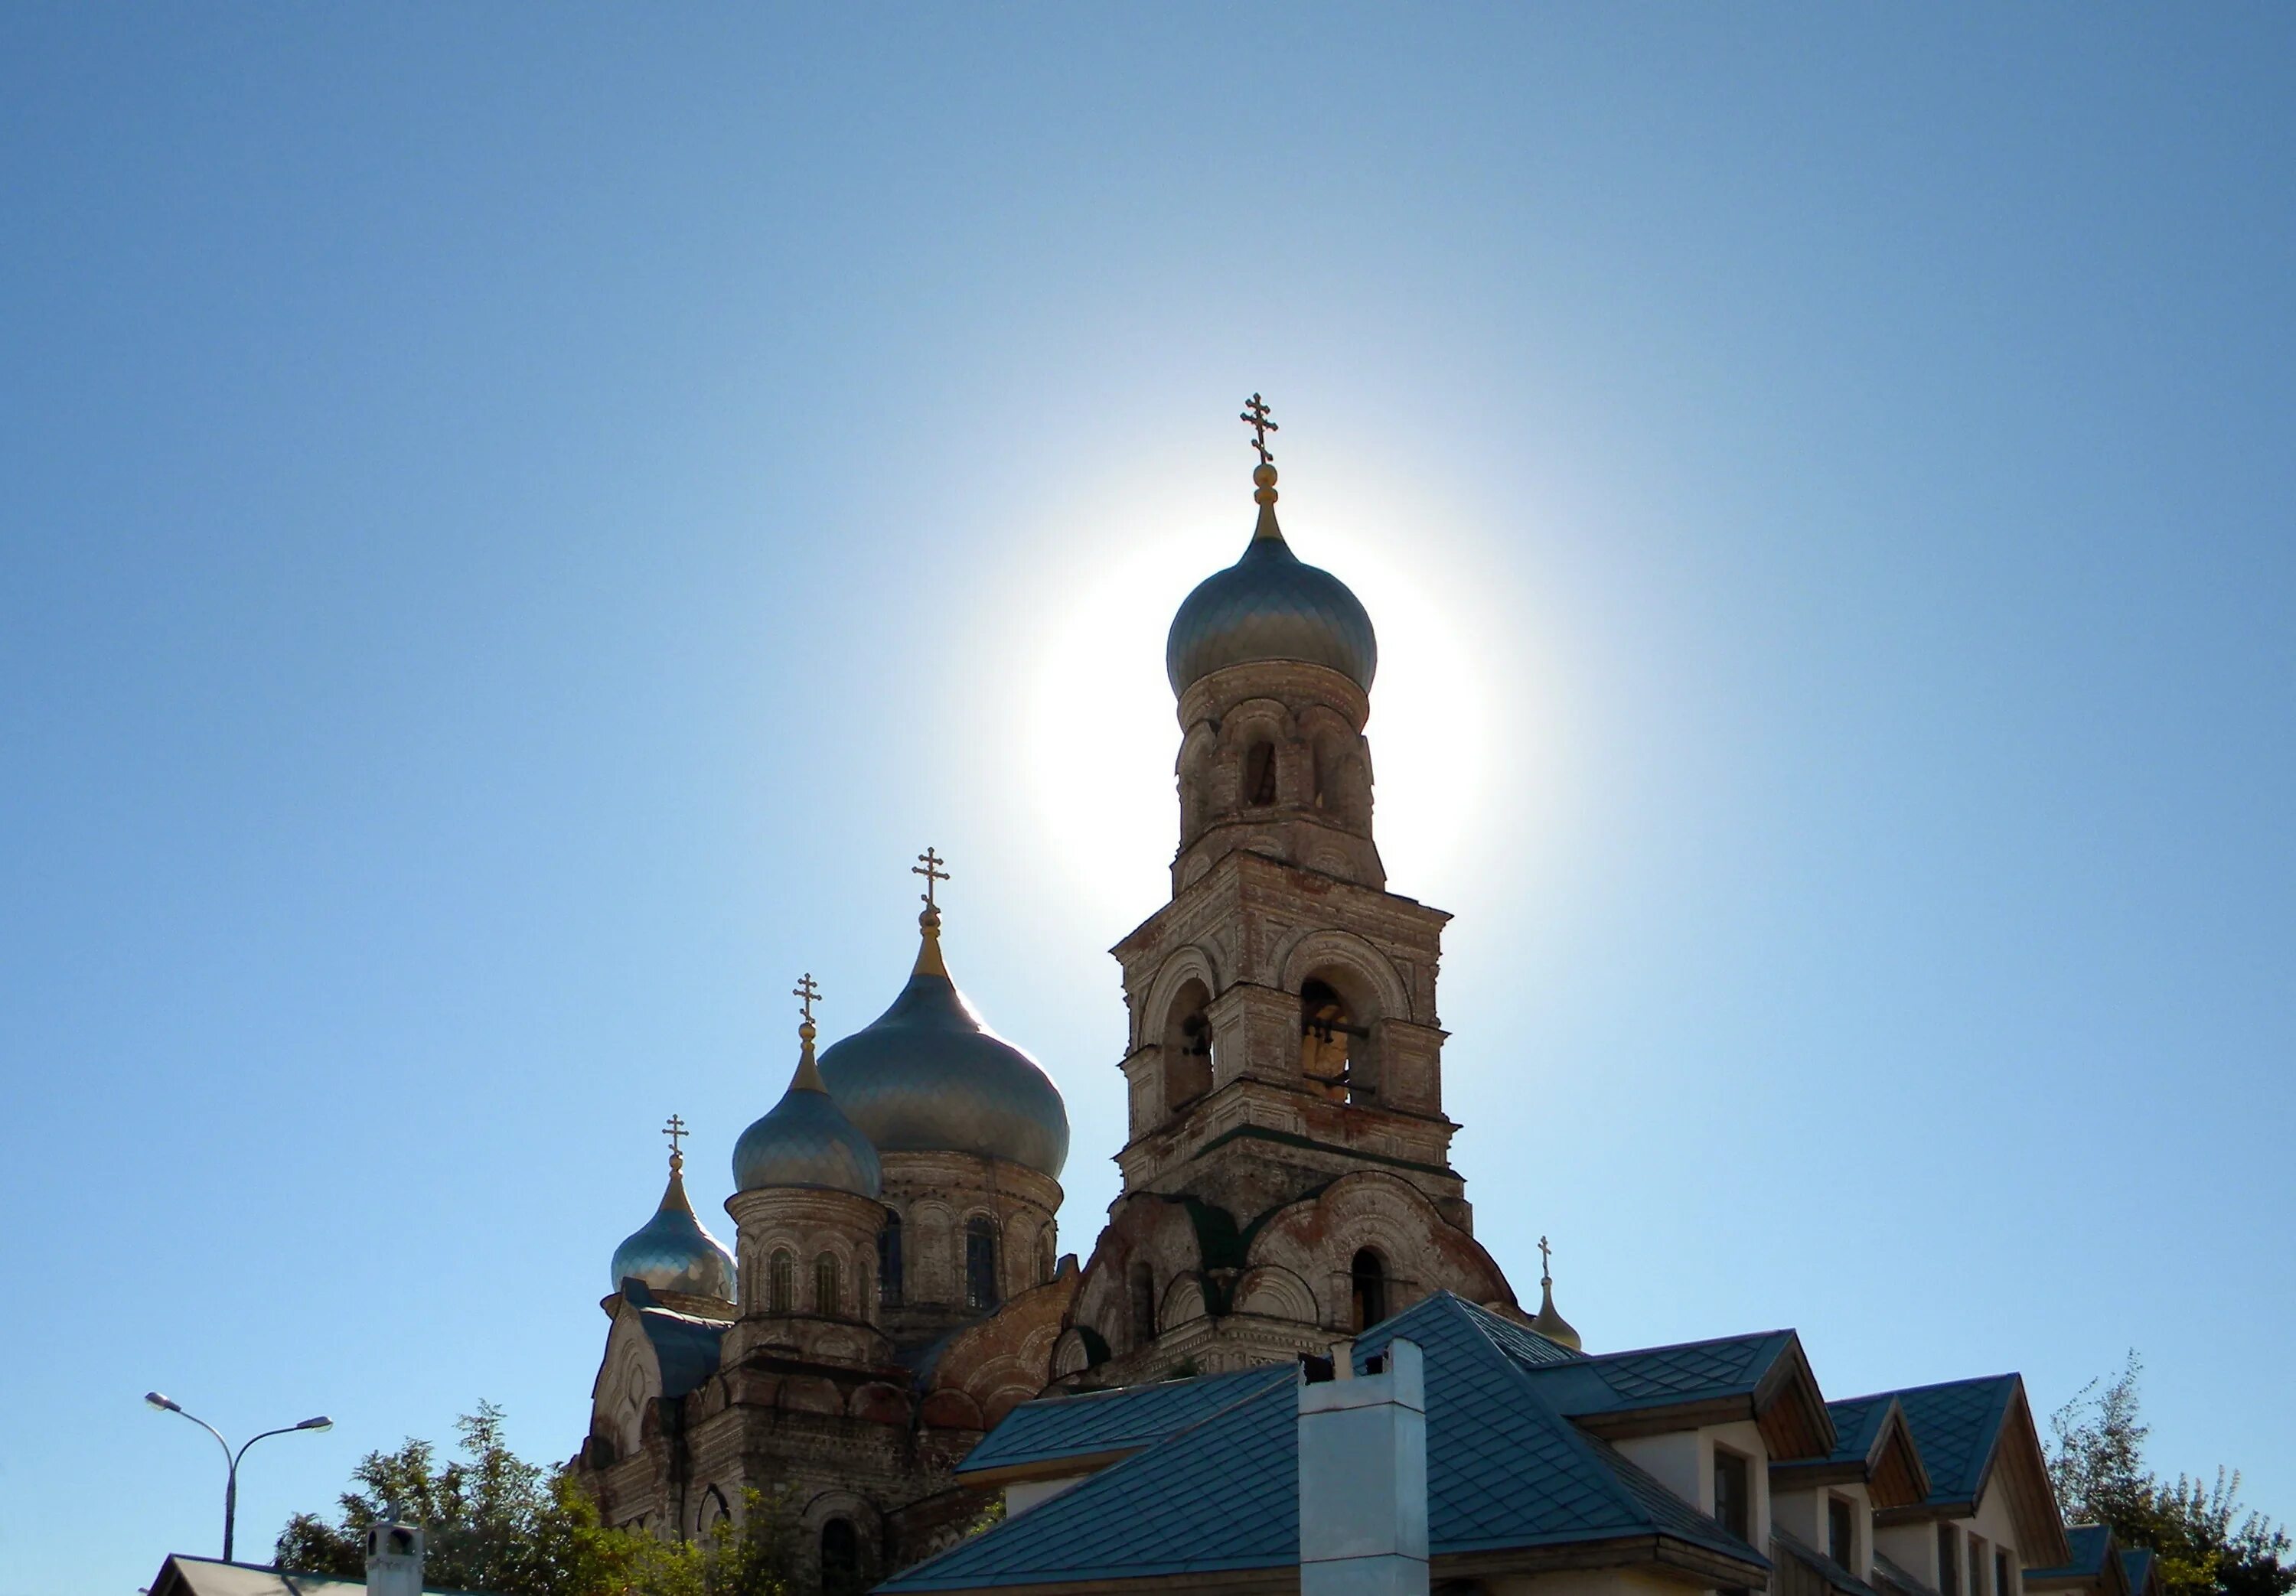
[1240,392,1278,465]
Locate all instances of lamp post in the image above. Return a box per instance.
[145,1392,333,1563]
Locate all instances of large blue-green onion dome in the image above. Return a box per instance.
[817,904,1070,1180]
[732,1019,884,1197]
[611,1142,737,1300]
[1166,462,1377,697]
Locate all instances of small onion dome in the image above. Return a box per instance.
[610,1146,736,1301]
[732,1020,883,1197]
[1529,1246,1582,1352]
[1166,463,1377,696]
[817,906,1070,1180]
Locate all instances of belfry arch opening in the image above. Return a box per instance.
[1350,1248,1389,1332]
[1299,973,1378,1104]
[1162,978,1215,1113]
[1242,738,1277,806]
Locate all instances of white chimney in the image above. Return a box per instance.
[1298,1337,1429,1596]
[364,1506,423,1596]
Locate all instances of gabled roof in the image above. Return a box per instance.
[1862,1375,2069,1567]
[2026,1524,2132,1596]
[2122,1547,2161,1596]
[1518,1328,1837,1459]
[148,1557,494,1596]
[956,1365,1294,1484]
[879,1294,1770,1595]
[1773,1395,1932,1509]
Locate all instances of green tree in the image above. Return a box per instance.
[274,1405,806,1596]
[2049,1353,2292,1596]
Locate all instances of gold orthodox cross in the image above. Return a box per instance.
[662,1113,687,1159]
[914,846,949,910]
[792,972,821,1024]
[1538,1235,1553,1277]
[1240,392,1278,464]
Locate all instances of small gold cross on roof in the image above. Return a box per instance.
[1240,392,1278,465]
[1538,1234,1553,1278]
[914,846,949,911]
[792,972,821,1024]
[662,1113,687,1160]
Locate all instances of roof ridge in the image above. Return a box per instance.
[1425,1294,1700,1539]
[1838,1371,2019,1405]
[1565,1327,1795,1363]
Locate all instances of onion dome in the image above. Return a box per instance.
[732,1002,883,1197]
[1166,459,1377,696]
[1529,1236,1583,1352]
[610,1128,736,1301]
[817,864,1070,1180]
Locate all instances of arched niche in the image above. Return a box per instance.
[1160,976,1215,1113]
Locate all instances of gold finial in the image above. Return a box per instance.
[789,972,827,1091]
[1531,1234,1583,1351]
[1241,392,1278,466]
[793,971,821,1044]
[657,1113,694,1212]
[1240,393,1281,526]
[912,847,952,977]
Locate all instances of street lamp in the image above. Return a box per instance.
[145,1392,334,1563]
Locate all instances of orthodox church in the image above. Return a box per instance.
[572,402,2103,1596]
[572,399,1561,1579]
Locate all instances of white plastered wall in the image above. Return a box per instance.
[1614,1418,1772,1544]
[1773,1480,1875,1578]
[1874,1476,2029,1596]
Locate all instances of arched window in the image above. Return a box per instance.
[814,1251,840,1317]
[877,1209,904,1307]
[820,1516,861,1596]
[1300,977,1373,1102]
[1038,1230,1057,1286]
[1242,739,1278,806]
[700,1487,730,1538]
[1351,1248,1388,1332]
[1129,1260,1156,1350]
[768,1249,795,1314]
[964,1217,1000,1310]
[1162,979,1215,1114]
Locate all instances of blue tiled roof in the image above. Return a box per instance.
[2122,1548,2157,1593]
[1824,1395,1896,1464]
[1518,1329,1799,1417]
[956,1365,1293,1476]
[1861,1375,2017,1507]
[2028,1525,2115,1580]
[881,1294,1769,1593]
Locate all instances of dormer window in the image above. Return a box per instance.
[1939,1524,1962,1596]
[1827,1495,1856,1566]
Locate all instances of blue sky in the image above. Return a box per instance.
[3,8,2291,1594]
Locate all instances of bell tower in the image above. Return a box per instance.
[1117,431,1459,1220]
[1055,400,1515,1387]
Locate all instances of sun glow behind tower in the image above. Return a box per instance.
[997,429,1515,923]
